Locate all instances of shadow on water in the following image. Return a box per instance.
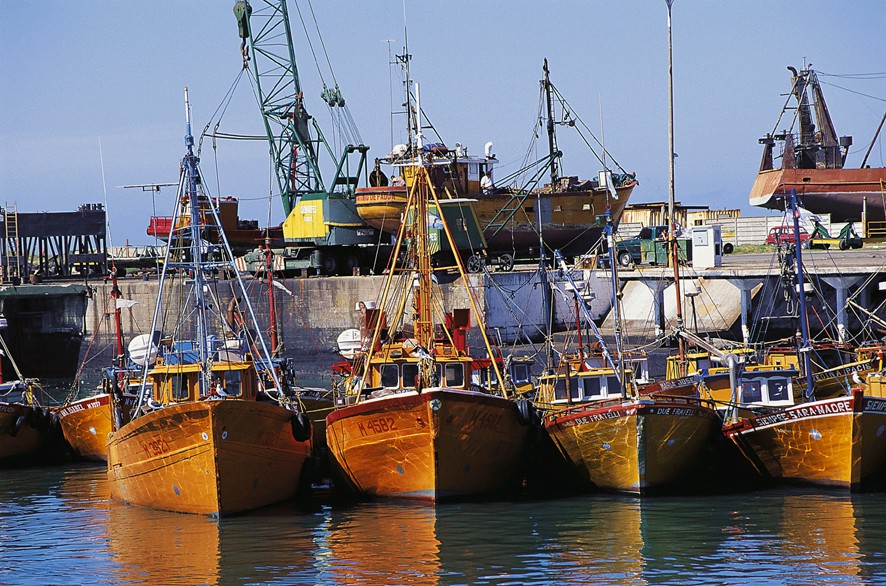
[4,463,886,584]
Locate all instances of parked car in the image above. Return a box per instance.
[765,226,811,247]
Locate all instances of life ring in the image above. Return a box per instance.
[290,412,312,442]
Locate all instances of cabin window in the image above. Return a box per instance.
[223,371,242,397]
[468,163,479,181]
[511,363,531,384]
[767,379,789,402]
[443,363,464,387]
[570,377,582,401]
[740,380,762,403]
[402,363,419,388]
[554,378,568,401]
[580,376,603,399]
[381,364,400,388]
[171,374,188,401]
[606,376,622,396]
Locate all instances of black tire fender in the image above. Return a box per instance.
[516,399,539,426]
[11,414,26,437]
[291,412,312,443]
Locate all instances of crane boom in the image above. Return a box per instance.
[235,0,367,217]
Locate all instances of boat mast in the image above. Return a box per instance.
[109,264,125,375]
[604,211,627,396]
[182,88,212,394]
[790,189,815,401]
[264,238,279,355]
[543,58,560,188]
[665,0,686,370]
[413,101,432,351]
[540,60,555,372]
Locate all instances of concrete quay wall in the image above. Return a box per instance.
[83,270,616,356]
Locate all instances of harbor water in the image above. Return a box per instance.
[3,462,886,585]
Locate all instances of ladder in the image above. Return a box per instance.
[2,203,22,284]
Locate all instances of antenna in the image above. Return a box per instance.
[99,138,113,250]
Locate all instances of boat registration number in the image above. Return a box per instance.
[357,417,397,436]
[140,438,171,457]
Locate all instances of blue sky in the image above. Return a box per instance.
[2,1,884,246]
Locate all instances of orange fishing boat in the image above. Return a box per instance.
[327,144,533,501]
[0,380,52,466]
[107,91,312,516]
[57,377,138,462]
[58,268,138,462]
[0,328,54,466]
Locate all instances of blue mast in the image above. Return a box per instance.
[790,189,815,401]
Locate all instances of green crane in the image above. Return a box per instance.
[234,0,379,273]
[234,1,369,213]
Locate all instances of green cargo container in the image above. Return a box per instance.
[641,239,690,265]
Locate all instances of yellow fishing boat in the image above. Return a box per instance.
[724,388,886,490]
[723,192,886,490]
[540,356,717,495]
[539,212,718,495]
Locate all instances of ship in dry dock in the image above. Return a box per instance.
[749,65,886,222]
[356,58,636,268]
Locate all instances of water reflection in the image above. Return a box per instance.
[4,465,886,585]
[108,502,221,584]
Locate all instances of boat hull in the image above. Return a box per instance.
[356,184,634,256]
[0,403,49,466]
[107,400,312,515]
[58,394,112,462]
[545,398,718,495]
[725,390,886,490]
[477,185,633,255]
[58,393,136,462]
[325,388,530,501]
[750,168,886,222]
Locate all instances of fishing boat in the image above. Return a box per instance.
[540,214,718,495]
[355,58,635,267]
[57,267,138,462]
[725,191,886,490]
[749,66,886,222]
[0,326,54,466]
[326,111,534,501]
[106,90,313,516]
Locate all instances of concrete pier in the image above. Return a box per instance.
[83,269,616,358]
[609,249,886,343]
